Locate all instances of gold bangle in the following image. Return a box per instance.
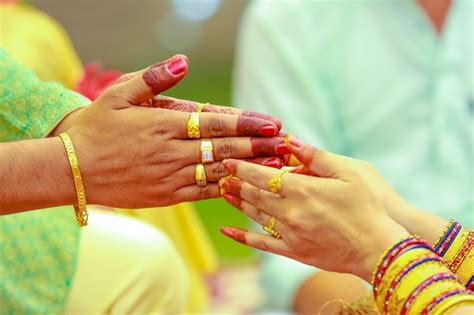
[59,132,88,227]
[444,227,470,266]
[434,219,454,248]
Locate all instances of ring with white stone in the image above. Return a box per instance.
[200,139,214,164]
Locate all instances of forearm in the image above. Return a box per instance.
[390,203,449,245]
[0,137,75,214]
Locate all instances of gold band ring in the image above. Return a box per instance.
[263,216,281,239]
[268,170,289,194]
[200,139,214,164]
[187,103,205,139]
[195,164,207,187]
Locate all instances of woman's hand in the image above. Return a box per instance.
[219,137,408,282]
[64,55,289,208]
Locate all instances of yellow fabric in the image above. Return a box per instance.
[0,4,217,312]
[0,4,82,89]
[120,204,218,311]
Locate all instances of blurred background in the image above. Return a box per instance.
[34,0,253,261]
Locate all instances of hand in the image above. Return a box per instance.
[219,137,408,282]
[63,55,289,208]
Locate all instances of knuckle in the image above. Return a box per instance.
[207,118,228,137]
[103,86,126,101]
[211,163,228,179]
[256,239,271,252]
[284,208,300,228]
[216,139,237,159]
[249,187,263,203]
[197,186,211,200]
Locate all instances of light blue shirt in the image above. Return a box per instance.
[233,0,473,310]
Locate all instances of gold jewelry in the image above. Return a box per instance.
[200,139,214,164]
[263,216,281,239]
[268,170,289,193]
[59,133,88,227]
[195,164,207,187]
[196,102,207,112]
[187,103,204,139]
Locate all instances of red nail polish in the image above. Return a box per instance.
[166,57,187,75]
[275,143,291,155]
[223,180,231,191]
[289,136,304,148]
[260,125,277,136]
[220,227,235,238]
[223,193,233,204]
[264,158,282,169]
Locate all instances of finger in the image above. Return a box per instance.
[286,135,350,178]
[173,184,220,202]
[181,137,290,165]
[221,178,284,217]
[220,227,293,257]
[170,111,283,138]
[149,95,282,129]
[102,55,189,107]
[175,157,284,187]
[222,159,296,195]
[222,193,286,234]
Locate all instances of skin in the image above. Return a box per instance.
[288,1,456,312]
[0,55,287,215]
[219,137,472,314]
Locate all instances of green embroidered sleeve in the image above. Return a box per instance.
[0,48,90,142]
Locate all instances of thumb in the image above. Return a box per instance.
[103,54,189,106]
[286,136,346,178]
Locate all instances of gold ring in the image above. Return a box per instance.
[196,102,207,113]
[268,170,289,194]
[200,139,214,164]
[195,164,207,187]
[263,216,281,239]
[187,103,205,139]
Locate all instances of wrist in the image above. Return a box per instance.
[357,219,409,282]
[49,107,85,137]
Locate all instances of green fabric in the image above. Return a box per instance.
[0,49,90,314]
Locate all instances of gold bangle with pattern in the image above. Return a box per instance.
[59,132,88,227]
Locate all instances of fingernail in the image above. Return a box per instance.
[220,227,235,238]
[223,193,233,204]
[275,143,291,155]
[264,158,282,169]
[260,125,278,137]
[223,180,231,192]
[289,136,304,148]
[223,159,238,174]
[166,57,187,76]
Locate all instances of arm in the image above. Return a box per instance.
[0,138,75,214]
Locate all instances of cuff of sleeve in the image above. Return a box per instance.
[43,106,86,138]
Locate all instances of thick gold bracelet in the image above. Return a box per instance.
[59,132,88,227]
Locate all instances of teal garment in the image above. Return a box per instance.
[233,0,473,310]
[0,49,90,314]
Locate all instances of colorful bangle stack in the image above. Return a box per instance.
[372,235,474,314]
[433,220,473,289]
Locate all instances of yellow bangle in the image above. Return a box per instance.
[59,132,88,227]
[408,279,464,314]
[431,292,474,314]
[444,227,470,266]
[455,245,473,286]
[434,219,454,248]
